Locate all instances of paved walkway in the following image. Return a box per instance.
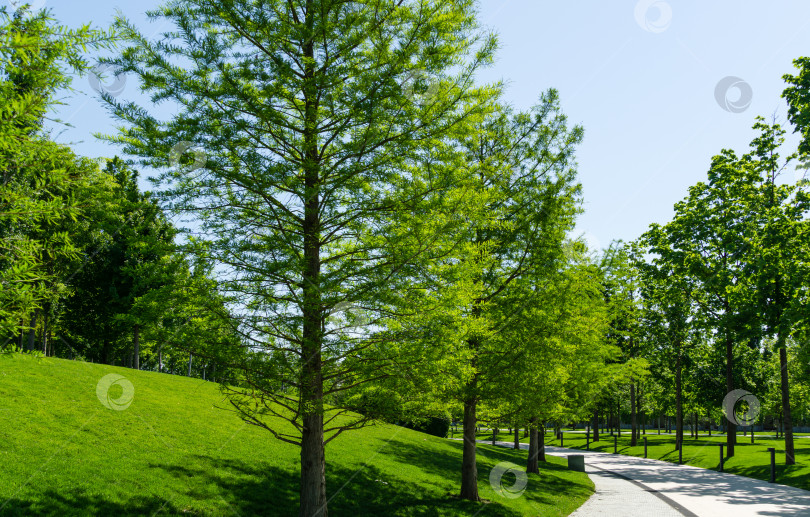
[478,440,810,516]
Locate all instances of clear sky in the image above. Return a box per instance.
[44,0,810,250]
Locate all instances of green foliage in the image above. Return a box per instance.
[783,56,810,157]
[0,6,113,336]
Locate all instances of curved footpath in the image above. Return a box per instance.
[479,440,810,516]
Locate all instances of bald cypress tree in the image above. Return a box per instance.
[101,1,496,513]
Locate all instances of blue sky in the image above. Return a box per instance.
[42,0,810,250]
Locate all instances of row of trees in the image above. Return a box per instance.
[578,61,810,468]
[91,0,637,514]
[0,7,236,378]
[5,2,810,516]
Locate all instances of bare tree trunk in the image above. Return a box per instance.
[133,324,140,370]
[526,418,539,474]
[158,346,163,373]
[639,384,645,436]
[539,423,546,462]
[41,308,48,355]
[187,354,193,376]
[630,381,637,446]
[27,310,38,351]
[298,9,328,515]
[779,345,795,464]
[726,335,736,457]
[460,395,479,501]
[300,410,326,517]
[676,348,684,450]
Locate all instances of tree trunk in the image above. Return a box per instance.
[630,381,637,446]
[513,425,519,450]
[676,349,683,450]
[639,384,645,436]
[617,398,621,437]
[460,396,479,501]
[779,345,795,465]
[593,409,600,442]
[102,337,113,365]
[41,307,48,355]
[527,418,539,474]
[725,336,736,457]
[492,427,497,446]
[187,354,193,376]
[27,310,38,351]
[300,410,326,517]
[298,10,328,515]
[158,346,163,373]
[539,423,546,462]
[133,324,140,370]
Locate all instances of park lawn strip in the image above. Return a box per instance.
[0,354,593,516]
[466,428,810,490]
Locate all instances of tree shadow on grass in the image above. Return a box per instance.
[382,439,592,514]
[152,453,527,517]
[0,491,191,517]
[2,439,594,517]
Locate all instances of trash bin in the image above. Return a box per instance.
[568,454,585,472]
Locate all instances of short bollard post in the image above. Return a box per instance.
[568,454,585,472]
[614,435,618,454]
[718,444,724,472]
[644,436,648,458]
[768,448,776,483]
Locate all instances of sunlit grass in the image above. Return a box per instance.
[0,354,593,516]
[468,426,810,491]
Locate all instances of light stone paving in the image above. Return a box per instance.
[568,464,683,517]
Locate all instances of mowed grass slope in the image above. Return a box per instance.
[0,354,593,516]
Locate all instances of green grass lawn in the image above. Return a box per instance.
[0,353,593,516]
[467,427,810,491]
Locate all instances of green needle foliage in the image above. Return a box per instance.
[446,94,585,501]
[100,1,498,513]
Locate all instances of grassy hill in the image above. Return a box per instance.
[0,353,593,516]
